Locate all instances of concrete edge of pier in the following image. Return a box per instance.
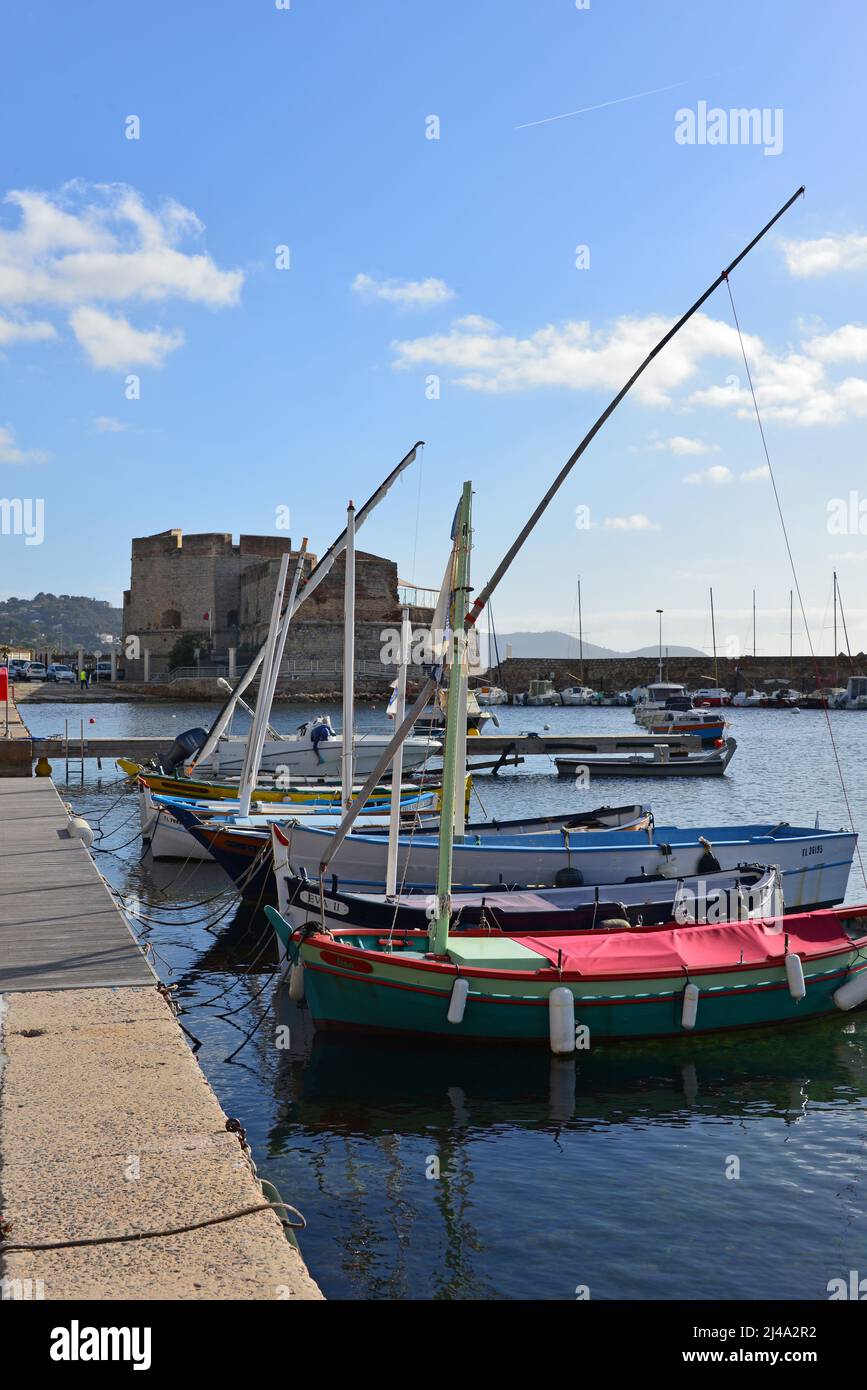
[1,694,323,1301]
[0,987,322,1300]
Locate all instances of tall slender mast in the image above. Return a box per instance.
[315,192,807,875]
[341,501,356,811]
[237,553,290,817]
[710,587,718,686]
[578,577,584,680]
[833,570,838,683]
[429,481,472,958]
[789,588,793,668]
[385,607,411,897]
[753,588,757,660]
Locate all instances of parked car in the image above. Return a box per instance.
[46,663,76,684]
[6,660,28,680]
[94,660,114,680]
[21,661,47,682]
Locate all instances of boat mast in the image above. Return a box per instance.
[341,501,356,811]
[429,481,472,957]
[753,588,757,660]
[789,588,793,670]
[833,570,838,684]
[710,587,718,686]
[385,607,411,897]
[314,191,807,872]
[578,576,584,682]
[188,442,423,773]
[237,553,290,817]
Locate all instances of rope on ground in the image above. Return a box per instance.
[0,1199,306,1253]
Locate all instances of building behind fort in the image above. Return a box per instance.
[122,529,433,690]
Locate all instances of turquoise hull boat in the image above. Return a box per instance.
[267,905,867,1045]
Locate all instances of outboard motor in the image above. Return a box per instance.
[160,727,209,773]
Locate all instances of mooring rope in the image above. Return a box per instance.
[724,274,867,893]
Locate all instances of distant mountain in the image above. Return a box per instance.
[487,631,706,661]
[0,593,122,654]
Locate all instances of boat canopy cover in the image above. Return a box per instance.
[513,912,854,979]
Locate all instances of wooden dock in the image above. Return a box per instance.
[0,780,156,991]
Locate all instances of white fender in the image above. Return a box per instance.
[447,976,469,1024]
[785,951,806,1001]
[68,815,94,849]
[548,987,576,1054]
[289,962,305,1002]
[833,969,867,1012]
[681,982,700,1030]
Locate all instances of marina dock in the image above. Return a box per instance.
[0,720,322,1299]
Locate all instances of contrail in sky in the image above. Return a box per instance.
[515,77,707,130]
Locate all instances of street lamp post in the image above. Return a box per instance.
[655,611,664,686]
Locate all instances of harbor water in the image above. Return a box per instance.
[22,699,867,1300]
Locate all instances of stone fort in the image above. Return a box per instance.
[122,529,433,687]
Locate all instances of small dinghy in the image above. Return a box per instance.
[554,738,737,778]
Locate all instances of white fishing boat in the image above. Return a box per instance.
[187,716,438,778]
[632,682,688,723]
[691,686,731,707]
[271,816,856,909]
[834,676,867,709]
[474,683,509,706]
[559,685,598,705]
[515,679,560,707]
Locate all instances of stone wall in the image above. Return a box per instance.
[123,530,307,674]
[122,528,434,688]
[483,654,865,695]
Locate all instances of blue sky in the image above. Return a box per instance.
[2,0,867,657]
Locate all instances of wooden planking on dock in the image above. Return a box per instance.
[0,779,156,992]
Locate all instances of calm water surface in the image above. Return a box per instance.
[22,699,867,1299]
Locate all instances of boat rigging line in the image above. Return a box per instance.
[723,271,866,892]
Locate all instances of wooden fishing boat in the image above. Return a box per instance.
[554,737,737,778]
[269,815,856,909]
[140,782,438,861]
[642,708,727,743]
[266,902,867,1045]
[118,760,442,803]
[171,800,652,892]
[273,863,781,938]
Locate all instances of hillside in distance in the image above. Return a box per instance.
[487,630,706,660]
[0,593,123,652]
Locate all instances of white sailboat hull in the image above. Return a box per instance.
[199,732,437,778]
[272,820,856,910]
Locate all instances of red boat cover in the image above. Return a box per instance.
[513,912,854,979]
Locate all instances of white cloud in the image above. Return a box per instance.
[0,424,48,464]
[70,306,183,370]
[352,272,454,307]
[391,311,760,405]
[0,182,242,368]
[781,233,867,278]
[683,464,733,485]
[602,514,660,531]
[0,315,55,345]
[93,415,126,433]
[650,435,720,456]
[803,324,867,363]
[740,464,770,481]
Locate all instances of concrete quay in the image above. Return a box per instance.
[0,744,322,1298]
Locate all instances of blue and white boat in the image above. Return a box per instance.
[271,818,857,910]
